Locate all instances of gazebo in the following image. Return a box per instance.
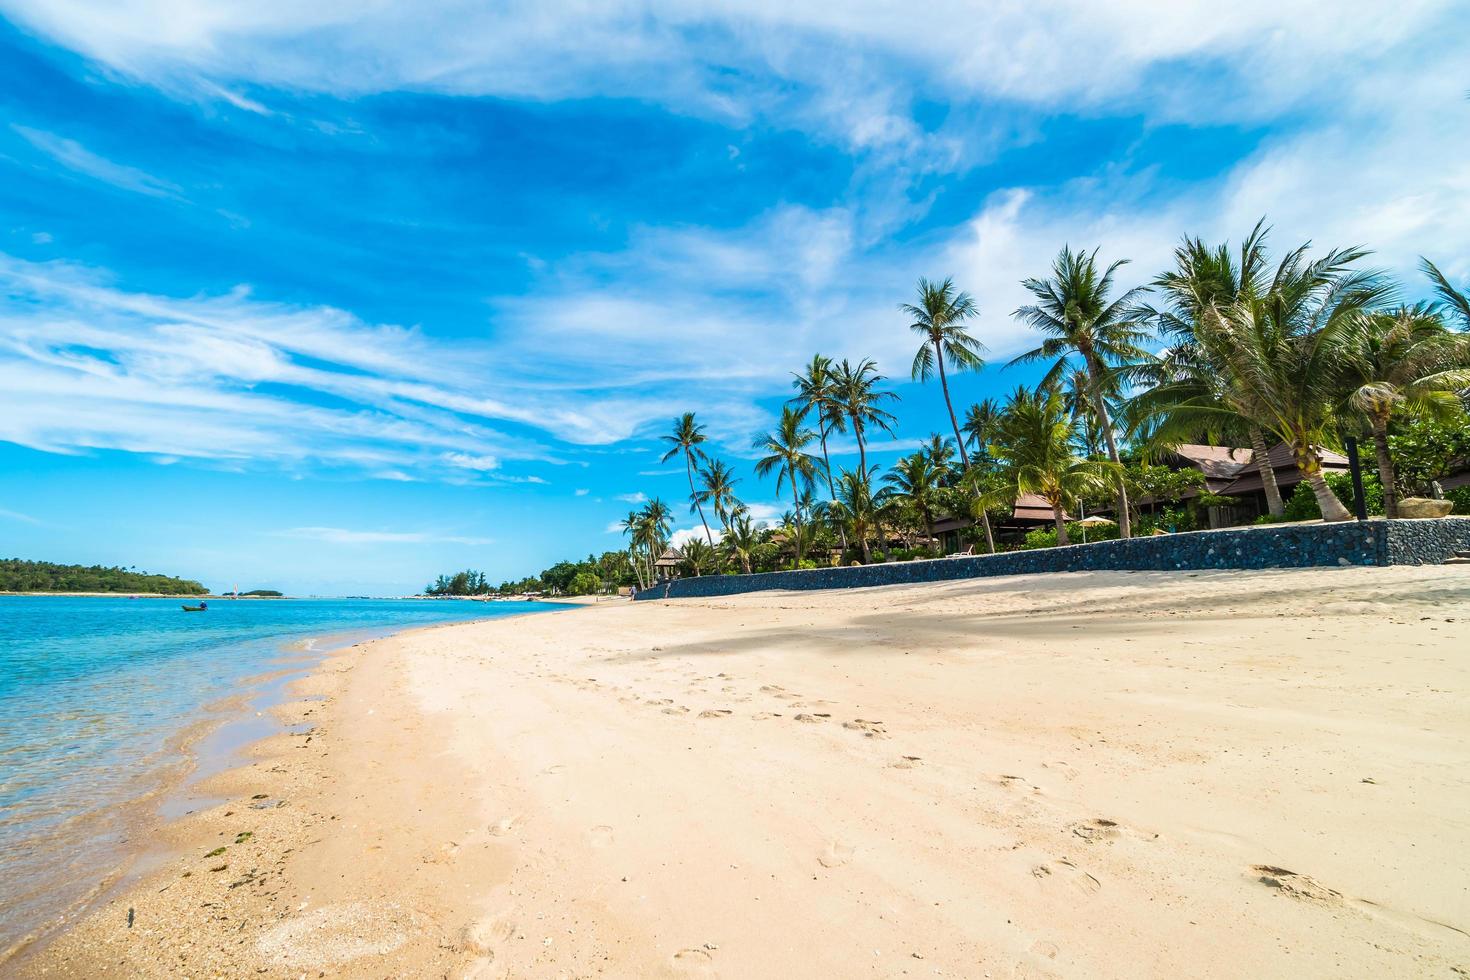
[652,547,683,580]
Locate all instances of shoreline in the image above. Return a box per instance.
[0,613,513,970]
[15,566,1470,977]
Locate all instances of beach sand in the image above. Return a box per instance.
[15,566,1470,978]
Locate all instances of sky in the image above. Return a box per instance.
[1,2,1467,595]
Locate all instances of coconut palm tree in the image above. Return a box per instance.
[883,452,945,548]
[904,277,987,469]
[1011,246,1151,538]
[694,458,742,536]
[634,498,673,582]
[921,433,958,480]
[723,508,760,574]
[1128,222,1290,517]
[790,354,848,499]
[1190,243,1392,521]
[680,538,715,577]
[830,466,880,563]
[832,358,899,475]
[660,413,715,549]
[1423,258,1470,331]
[1339,304,1470,516]
[959,398,1002,553]
[753,406,819,567]
[985,387,1119,546]
[618,510,650,590]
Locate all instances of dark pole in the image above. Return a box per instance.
[1344,436,1369,521]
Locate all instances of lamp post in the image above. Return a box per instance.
[1344,436,1369,521]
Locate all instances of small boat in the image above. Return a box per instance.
[181,602,208,612]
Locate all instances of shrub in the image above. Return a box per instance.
[566,571,602,596]
[1282,472,1383,521]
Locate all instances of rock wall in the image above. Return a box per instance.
[636,518,1470,600]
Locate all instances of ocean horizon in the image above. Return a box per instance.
[0,595,566,960]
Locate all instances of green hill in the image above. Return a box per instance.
[0,559,209,595]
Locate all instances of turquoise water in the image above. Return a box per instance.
[0,595,563,958]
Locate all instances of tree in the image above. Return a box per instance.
[1423,258,1470,331]
[790,354,848,500]
[1339,304,1470,516]
[694,458,743,539]
[661,413,715,549]
[723,509,760,574]
[1012,246,1150,538]
[567,571,602,596]
[753,406,819,567]
[959,398,1002,553]
[830,466,880,563]
[832,358,899,475]
[1130,221,1288,517]
[984,387,1119,546]
[903,277,987,469]
[679,538,715,577]
[882,452,945,548]
[1191,242,1391,521]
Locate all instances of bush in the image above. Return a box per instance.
[1450,486,1470,515]
[1020,521,1119,550]
[565,571,602,596]
[1282,472,1383,521]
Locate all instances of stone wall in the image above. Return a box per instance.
[636,518,1470,601]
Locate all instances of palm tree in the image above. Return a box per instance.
[753,406,819,567]
[903,277,987,470]
[1191,243,1392,520]
[960,398,1002,553]
[1423,258,1470,331]
[790,354,848,499]
[1129,222,1290,517]
[660,413,714,549]
[680,538,715,577]
[883,452,945,548]
[832,358,899,475]
[723,509,760,574]
[830,466,880,563]
[1012,247,1151,538]
[1339,304,1470,516]
[985,387,1119,546]
[618,510,649,590]
[633,498,673,582]
[694,459,742,536]
[921,433,958,480]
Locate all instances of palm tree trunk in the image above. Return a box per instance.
[1249,425,1285,518]
[1371,416,1397,519]
[854,420,868,476]
[740,553,751,575]
[937,343,994,554]
[1295,444,1353,521]
[790,477,804,568]
[1052,502,1070,546]
[1085,356,1131,539]
[817,424,848,552]
[685,453,714,548]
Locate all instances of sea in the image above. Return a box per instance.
[0,595,564,960]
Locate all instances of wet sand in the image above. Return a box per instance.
[15,566,1470,978]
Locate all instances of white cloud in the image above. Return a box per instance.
[12,125,184,199]
[574,488,589,496]
[442,452,500,472]
[275,526,494,545]
[614,492,648,504]
[31,232,52,244]
[0,505,41,524]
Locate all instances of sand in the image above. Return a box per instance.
[13,566,1470,978]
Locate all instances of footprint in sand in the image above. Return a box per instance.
[1069,818,1119,843]
[463,913,518,957]
[751,711,784,721]
[818,841,855,868]
[540,764,566,777]
[1032,859,1101,896]
[842,719,887,739]
[671,947,716,975]
[662,705,690,715]
[793,713,830,724]
[698,709,733,719]
[1251,865,1342,903]
[488,816,520,837]
[890,755,923,769]
[590,825,615,847]
[256,901,417,969]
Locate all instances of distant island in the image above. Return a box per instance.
[0,559,208,595]
[229,589,284,598]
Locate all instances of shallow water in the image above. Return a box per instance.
[0,595,562,957]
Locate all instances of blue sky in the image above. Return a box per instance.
[1,2,1466,594]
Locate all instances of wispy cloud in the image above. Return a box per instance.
[12,125,184,199]
[614,491,647,504]
[0,505,41,525]
[274,526,494,546]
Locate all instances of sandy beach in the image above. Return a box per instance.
[14,566,1470,978]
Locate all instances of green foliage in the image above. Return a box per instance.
[240,589,283,597]
[1387,413,1470,492]
[1448,486,1470,515]
[425,569,491,596]
[566,571,602,596]
[1281,472,1384,521]
[0,559,207,594]
[1021,521,1121,550]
